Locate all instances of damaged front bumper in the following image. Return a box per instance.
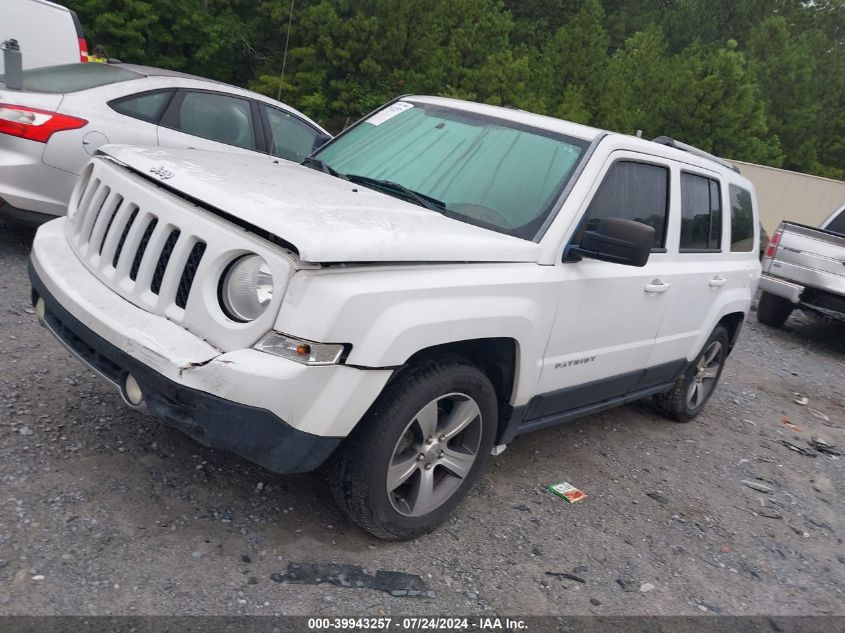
[28,219,392,473]
[29,262,338,473]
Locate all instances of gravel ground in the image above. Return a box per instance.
[1,219,843,616]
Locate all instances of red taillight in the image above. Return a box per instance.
[0,104,87,143]
[765,230,782,259]
[79,37,89,62]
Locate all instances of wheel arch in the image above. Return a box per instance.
[405,337,519,404]
[403,338,520,438]
[717,311,746,352]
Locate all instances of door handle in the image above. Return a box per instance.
[644,280,671,293]
[709,276,727,287]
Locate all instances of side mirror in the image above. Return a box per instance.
[568,218,654,267]
[311,132,332,153]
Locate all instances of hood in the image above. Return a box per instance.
[99,145,542,264]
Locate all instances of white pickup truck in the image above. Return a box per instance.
[29,96,761,539]
[758,204,845,327]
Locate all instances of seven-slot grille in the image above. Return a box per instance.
[70,173,207,320]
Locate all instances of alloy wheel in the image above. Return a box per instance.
[386,392,483,517]
[687,340,723,409]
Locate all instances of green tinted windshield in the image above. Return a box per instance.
[315,101,589,239]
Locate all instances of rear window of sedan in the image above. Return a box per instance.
[1,63,141,93]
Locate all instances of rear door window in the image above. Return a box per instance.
[680,173,722,251]
[578,160,670,249]
[1,63,140,93]
[728,185,754,252]
[163,91,257,150]
[263,106,320,162]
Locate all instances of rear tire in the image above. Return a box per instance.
[654,325,730,423]
[757,291,793,327]
[329,356,497,540]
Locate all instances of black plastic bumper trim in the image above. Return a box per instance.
[28,259,341,474]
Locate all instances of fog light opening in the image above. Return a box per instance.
[122,373,144,407]
[34,297,46,324]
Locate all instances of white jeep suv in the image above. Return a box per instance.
[28,96,761,539]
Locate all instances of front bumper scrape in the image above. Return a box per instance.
[29,261,341,474]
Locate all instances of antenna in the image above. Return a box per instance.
[276,0,295,101]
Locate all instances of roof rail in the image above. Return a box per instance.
[651,136,740,173]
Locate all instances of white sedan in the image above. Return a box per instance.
[0,62,331,225]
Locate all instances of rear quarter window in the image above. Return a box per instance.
[825,207,845,236]
[110,90,174,123]
[729,185,755,252]
[3,64,140,93]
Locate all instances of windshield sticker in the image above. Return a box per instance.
[366,101,414,126]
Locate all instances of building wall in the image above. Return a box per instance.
[733,160,845,233]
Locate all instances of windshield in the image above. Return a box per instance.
[314,101,589,240]
[0,63,140,93]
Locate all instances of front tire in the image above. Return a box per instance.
[654,325,730,423]
[757,291,793,327]
[330,356,497,540]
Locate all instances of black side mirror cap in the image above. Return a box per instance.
[568,218,655,267]
[311,132,332,153]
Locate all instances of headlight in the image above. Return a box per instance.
[219,254,274,322]
[255,332,346,365]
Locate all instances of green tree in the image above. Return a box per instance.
[67,0,260,85]
[249,0,516,128]
[749,15,844,178]
[66,0,844,178]
[538,0,611,122]
[647,43,781,163]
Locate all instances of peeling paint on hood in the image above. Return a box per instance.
[99,145,543,264]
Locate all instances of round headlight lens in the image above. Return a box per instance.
[220,254,274,322]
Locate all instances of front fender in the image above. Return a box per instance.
[275,264,560,406]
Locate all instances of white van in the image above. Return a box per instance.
[0,0,87,73]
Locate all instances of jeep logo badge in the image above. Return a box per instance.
[149,165,175,180]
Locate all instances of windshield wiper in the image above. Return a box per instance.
[301,156,346,179]
[344,174,446,213]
